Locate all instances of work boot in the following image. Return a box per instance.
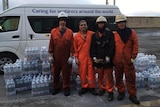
[129,96,140,104]
[108,92,114,101]
[89,88,98,95]
[117,92,125,101]
[52,89,60,95]
[98,89,105,96]
[64,90,70,96]
[78,88,88,95]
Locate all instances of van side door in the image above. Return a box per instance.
[25,16,57,49]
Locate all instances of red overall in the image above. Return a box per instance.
[48,27,73,90]
[74,30,96,88]
[113,30,138,96]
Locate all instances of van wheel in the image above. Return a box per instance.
[0,53,18,74]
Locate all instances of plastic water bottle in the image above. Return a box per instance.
[76,75,81,91]
[42,60,51,75]
[5,79,16,96]
[31,78,37,96]
[72,57,78,74]
[40,46,48,61]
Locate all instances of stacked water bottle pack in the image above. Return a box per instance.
[4,59,23,80]
[134,53,160,89]
[3,46,52,96]
[23,46,51,75]
[31,74,52,96]
[5,78,16,96]
[15,75,32,92]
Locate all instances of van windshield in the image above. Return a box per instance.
[28,16,117,33]
[0,16,20,32]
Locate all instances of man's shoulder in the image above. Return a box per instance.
[66,28,73,33]
[51,28,57,33]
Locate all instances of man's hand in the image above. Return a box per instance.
[131,58,135,63]
[48,56,54,63]
[105,56,110,62]
[75,57,79,64]
[93,57,103,63]
[67,56,73,64]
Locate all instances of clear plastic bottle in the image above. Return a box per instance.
[76,75,81,91]
[42,60,51,75]
[5,79,16,96]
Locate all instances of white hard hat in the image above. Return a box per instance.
[96,16,107,23]
[115,14,127,23]
[58,11,68,18]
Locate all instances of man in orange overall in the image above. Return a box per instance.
[74,20,97,95]
[90,16,115,101]
[48,11,74,96]
[113,14,140,104]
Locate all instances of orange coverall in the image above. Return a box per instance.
[48,27,73,90]
[74,30,96,88]
[113,29,138,96]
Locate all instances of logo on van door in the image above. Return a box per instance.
[30,8,116,16]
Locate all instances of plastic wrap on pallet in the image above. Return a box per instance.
[31,74,52,96]
[135,53,160,89]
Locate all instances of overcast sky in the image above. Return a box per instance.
[0,0,159,16]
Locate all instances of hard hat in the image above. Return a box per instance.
[58,11,68,18]
[115,14,127,23]
[96,16,107,23]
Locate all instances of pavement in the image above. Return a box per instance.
[0,28,160,107]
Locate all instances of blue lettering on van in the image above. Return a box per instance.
[32,9,49,14]
[102,10,113,13]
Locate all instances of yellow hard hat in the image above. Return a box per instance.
[96,16,107,23]
[115,14,127,23]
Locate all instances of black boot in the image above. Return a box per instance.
[98,89,105,96]
[89,88,98,95]
[78,88,88,95]
[117,92,125,100]
[52,89,60,95]
[129,96,140,104]
[108,92,114,101]
[64,89,70,96]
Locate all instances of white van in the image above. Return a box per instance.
[0,4,121,72]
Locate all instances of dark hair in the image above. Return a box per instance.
[79,20,87,25]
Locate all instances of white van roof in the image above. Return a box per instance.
[15,4,119,9]
[0,4,121,16]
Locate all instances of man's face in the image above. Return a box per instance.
[97,22,105,29]
[117,21,126,29]
[79,22,88,32]
[59,19,66,31]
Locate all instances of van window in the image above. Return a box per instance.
[28,16,58,33]
[28,16,116,33]
[0,16,20,32]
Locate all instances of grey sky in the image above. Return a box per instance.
[0,0,160,16]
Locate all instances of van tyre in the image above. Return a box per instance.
[0,53,18,74]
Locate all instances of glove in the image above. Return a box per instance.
[48,56,54,63]
[75,57,79,64]
[105,56,110,62]
[67,56,73,64]
[93,57,103,63]
[131,58,135,63]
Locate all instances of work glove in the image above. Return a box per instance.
[93,57,103,63]
[131,58,135,63]
[105,56,110,63]
[67,56,74,64]
[48,53,54,63]
[75,57,79,64]
[48,56,54,63]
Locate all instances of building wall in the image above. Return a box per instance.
[127,17,160,28]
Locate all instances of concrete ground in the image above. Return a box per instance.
[0,29,160,107]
